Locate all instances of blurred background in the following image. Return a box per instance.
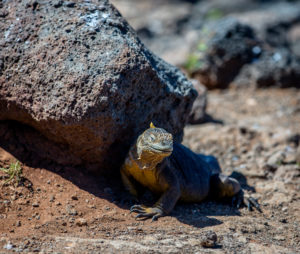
[111,0,300,89]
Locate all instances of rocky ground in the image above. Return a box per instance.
[1,88,299,253]
[1,0,300,253]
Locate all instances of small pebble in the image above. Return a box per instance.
[200,230,217,248]
[3,242,14,250]
[75,218,87,226]
[49,195,55,202]
[273,235,286,241]
[279,218,287,223]
[66,205,78,216]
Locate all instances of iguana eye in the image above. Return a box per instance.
[149,134,156,142]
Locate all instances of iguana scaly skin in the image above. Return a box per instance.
[121,123,260,221]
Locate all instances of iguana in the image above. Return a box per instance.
[121,123,261,221]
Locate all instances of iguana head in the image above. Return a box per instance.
[136,123,173,162]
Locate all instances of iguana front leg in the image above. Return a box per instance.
[130,170,181,221]
[130,187,181,221]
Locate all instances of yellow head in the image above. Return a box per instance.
[136,123,173,161]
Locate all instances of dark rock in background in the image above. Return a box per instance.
[0,0,197,173]
[188,80,207,124]
[188,18,261,89]
[234,48,300,88]
[110,0,271,66]
[231,2,300,89]
[189,2,300,89]
[233,2,300,49]
[111,0,300,89]
[288,24,300,58]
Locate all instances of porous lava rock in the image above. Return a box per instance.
[0,0,197,173]
[190,17,260,89]
[234,48,300,88]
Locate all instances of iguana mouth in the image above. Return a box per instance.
[149,145,173,154]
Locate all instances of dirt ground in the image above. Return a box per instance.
[0,88,300,253]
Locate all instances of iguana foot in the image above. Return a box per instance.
[130,204,164,221]
[232,190,262,213]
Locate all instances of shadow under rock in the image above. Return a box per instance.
[0,120,124,204]
[0,120,255,228]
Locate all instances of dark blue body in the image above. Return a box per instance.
[168,143,222,202]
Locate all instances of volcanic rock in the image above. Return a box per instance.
[190,17,260,89]
[234,48,300,88]
[0,0,197,173]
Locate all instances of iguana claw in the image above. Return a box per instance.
[130,204,163,221]
[233,190,262,213]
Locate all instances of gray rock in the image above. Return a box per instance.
[286,133,300,147]
[200,230,217,248]
[234,48,300,88]
[188,80,207,124]
[3,242,14,250]
[289,24,300,58]
[284,148,298,164]
[231,2,300,88]
[75,218,88,226]
[32,202,39,208]
[66,205,78,216]
[190,17,260,89]
[16,221,21,227]
[266,151,286,170]
[0,0,196,174]
[297,147,300,164]
[274,165,300,183]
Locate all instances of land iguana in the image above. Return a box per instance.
[121,123,261,221]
